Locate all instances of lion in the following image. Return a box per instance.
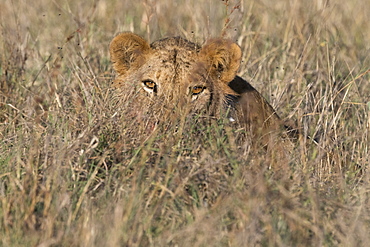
[109,32,289,147]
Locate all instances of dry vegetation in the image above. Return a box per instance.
[1,0,370,246]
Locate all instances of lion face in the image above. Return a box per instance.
[109,32,285,146]
[109,33,241,118]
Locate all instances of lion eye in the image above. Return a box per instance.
[191,86,206,96]
[142,80,157,93]
[143,80,156,89]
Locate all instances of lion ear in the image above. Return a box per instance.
[199,39,242,84]
[109,32,151,76]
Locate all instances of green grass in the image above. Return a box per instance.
[1,0,370,246]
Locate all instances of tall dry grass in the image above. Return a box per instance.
[1,0,369,246]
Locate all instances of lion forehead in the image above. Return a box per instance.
[148,37,201,71]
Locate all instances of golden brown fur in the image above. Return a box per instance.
[109,32,287,147]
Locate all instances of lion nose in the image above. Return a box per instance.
[159,89,190,117]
